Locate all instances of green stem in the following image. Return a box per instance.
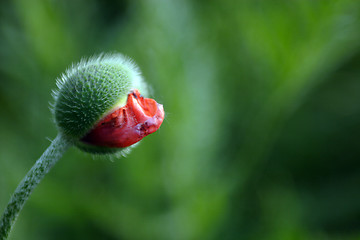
[0,134,71,240]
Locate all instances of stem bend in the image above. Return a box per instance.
[0,134,71,239]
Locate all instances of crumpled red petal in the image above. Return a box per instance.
[81,89,165,148]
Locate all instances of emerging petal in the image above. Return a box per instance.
[81,89,164,148]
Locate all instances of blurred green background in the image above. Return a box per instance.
[1,0,360,239]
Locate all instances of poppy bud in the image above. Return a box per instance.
[53,54,164,154]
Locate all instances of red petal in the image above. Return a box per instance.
[81,89,165,148]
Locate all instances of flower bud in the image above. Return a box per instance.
[53,54,164,154]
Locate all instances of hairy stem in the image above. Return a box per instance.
[0,134,71,239]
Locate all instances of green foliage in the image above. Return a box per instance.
[1,0,360,239]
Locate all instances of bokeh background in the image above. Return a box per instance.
[1,0,360,239]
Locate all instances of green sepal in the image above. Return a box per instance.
[53,53,147,144]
